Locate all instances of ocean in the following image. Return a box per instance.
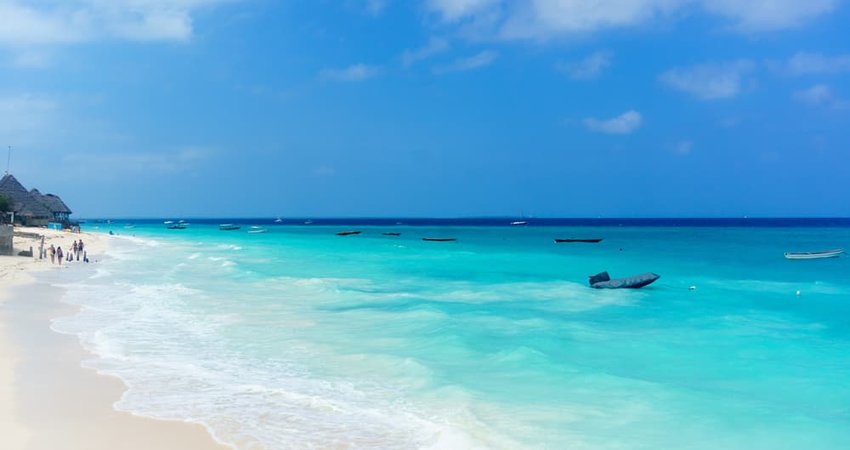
[47,219,850,449]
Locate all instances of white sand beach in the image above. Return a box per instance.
[0,228,229,450]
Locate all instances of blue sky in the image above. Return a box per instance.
[1,0,849,218]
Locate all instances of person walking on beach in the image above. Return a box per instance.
[49,244,56,264]
[56,246,64,265]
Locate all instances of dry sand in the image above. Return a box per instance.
[0,227,230,450]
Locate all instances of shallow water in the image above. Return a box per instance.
[51,222,850,449]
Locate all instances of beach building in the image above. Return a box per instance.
[0,174,72,227]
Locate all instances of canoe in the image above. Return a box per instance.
[336,231,362,236]
[422,237,456,242]
[382,232,401,236]
[784,248,844,260]
[555,238,603,243]
[589,271,659,289]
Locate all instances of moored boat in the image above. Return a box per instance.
[422,237,457,242]
[336,231,361,236]
[555,238,603,243]
[382,232,401,236]
[219,224,241,231]
[784,248,844,260]
[589,271,659,289]
[167,224,187,230]
[510,221,528,226]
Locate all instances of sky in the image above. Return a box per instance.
[1,0,849,218]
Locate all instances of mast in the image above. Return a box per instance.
[5,145,10,175]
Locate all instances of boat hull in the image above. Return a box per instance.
[784,249,844,260]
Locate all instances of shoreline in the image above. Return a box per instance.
[0,228,230,450]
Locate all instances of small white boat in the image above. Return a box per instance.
[274,217,283,223]
[219,224,241,231]
[248,228,267,234]
[510,221,528,226]
[163,220,174,225]
[784,249,844,260]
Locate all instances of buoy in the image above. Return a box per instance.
[796,290,801,296]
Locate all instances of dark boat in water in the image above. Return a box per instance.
[336,231,362,236]
[167,224,187,230]
[588,271,659,289]
[555,238,603,243]
[422,237,457,242]
[219,224,241,231]
[382,232,401,236]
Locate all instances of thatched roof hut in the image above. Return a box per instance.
[0,174,52,224]
[31,189,72,216]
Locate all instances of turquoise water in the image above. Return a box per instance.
[50,224,850,449]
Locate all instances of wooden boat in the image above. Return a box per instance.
[555,238,603,243]
[422,237,457,242]
[336,231,361,236]
[589,271,659,289]
[382,232,401,236]
[219,224,241,231]
[784,248,844,260]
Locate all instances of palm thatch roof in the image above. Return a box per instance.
[31,189,72,214]
[0,174,52,218]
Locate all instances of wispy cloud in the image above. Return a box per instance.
[793,84,848,109]
[63,147,214,174]
[557,51,613,80]
[312,165,336,177]
[673,139,693,155]
[433,50,497,74]
[0,93,59,137]
[401,37,450,67]
[702,0,838,32]
[583,110,642,135]
[660,60,755,100]
[427,0,499,22]
[319,64,381,82]
[785,52,850,76]
[424,1,839,41]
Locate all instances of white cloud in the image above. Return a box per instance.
[659,60,755,100]
[319,64,381,82]
[433,50,498,74]
[364,0,388,16]
[583,110,642,134]
[702,0,838,32]
[501,0,682,40]
[793,84,848,109]
[401,37,450,67]
[424,0,839,40]
[0,0,228,48]
[557,51,613,80]
[427,0,499,21]
[786,52,850,76]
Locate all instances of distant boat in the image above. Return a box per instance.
[336,231,361,236]
[274,217,283,223]
[555,238,604,243]
[124,224,136,229]
[219,224,241,231]
[248,227,267,234]
[167,224,187,230]
[589,271,660,289]
[304,220,314,225]
[784,249,844,260]
[510,221,528,226]
[163,220,174,225]
[382,232,401,236]
[422,237,457,242]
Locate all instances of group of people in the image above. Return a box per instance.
[47,239,88,264]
